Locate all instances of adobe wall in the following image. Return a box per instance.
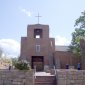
[56,69,85,85]
[0,70,34,85]
[20,24,55,67]
[54,51,80,69]
[80,39,85,70]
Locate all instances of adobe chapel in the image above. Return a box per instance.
[20,24,79,71]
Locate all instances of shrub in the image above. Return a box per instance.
[14,60,31,70]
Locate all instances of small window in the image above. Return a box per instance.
[34,29,42,38]
[36,45,40,52]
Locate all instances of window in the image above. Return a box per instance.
[36,45,40,52]
[34,29,42,38]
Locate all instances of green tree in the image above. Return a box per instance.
[75,11,85,28]
[69,11,85,56]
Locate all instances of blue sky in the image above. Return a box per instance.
[0,0,85,57]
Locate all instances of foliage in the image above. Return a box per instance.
[75,11,85,28]
[11,57,18,66]
[69,11,85,56]
[14,60,31,70]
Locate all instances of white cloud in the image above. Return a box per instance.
[0,39,20,57]
[19,7,32,17]
[55,35,70,45]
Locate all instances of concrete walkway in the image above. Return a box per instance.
[35,72,54,76]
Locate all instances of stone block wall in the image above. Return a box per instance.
[56,69,85,85]
[0,70,34,85]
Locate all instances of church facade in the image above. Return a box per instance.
[20,24,80,71]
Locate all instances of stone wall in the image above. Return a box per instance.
[56,69,85,85]
[0,70,34,85]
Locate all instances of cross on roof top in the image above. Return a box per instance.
[35,13,42,24]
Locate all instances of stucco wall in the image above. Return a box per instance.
[80,39,85,70]
[54,51,80,69]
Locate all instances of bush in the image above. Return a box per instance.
[14,60,31,70]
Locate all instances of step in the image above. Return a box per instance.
[35,82,56,85]
[34,76,56,85]
[35,76,56,82]
[35,81,56,85]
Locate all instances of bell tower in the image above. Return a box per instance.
[20,24,55,71]
[34,29,43,38]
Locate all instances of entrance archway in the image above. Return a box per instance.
[31,56,44,71]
